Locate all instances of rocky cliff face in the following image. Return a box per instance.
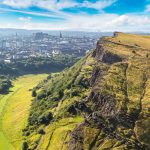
[67,34,150,150]
[24,33,150,150]
[93,39,123,64]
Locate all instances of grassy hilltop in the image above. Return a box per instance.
[23,32,150,150]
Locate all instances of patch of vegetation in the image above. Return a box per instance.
[0,77,12,94]
[0,54,79,76]
[0,54,78,94]
[23,53,96,149]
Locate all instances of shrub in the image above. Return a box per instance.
[38,112,53,125]
[32,89,37,97]
[36,92,46,100]
[23,131,30,136]
[38,129,45,135]
[58,90,64,99]
[71,90,79,97]
[22,142,28,150]
[0,79,12,93]
[67,105,77,115]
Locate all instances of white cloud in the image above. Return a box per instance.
[2,0,78,10]
[56,0,78,10]
[1,13,150,32]
[1,0,150,32]
[33,0,78,11]
[82,0,116,10]
[145,4,150,12]
[110,15,150,27]
[109,15,129,26]
[18,16,32,22]
[3,0,32,8]
[0,7,65,18]
[2,0,73,10]
[14,14,150,32]
[1,0,116,11]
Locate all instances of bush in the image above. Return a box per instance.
[36,92,46,100]
[32,89,37,97]
[38,129,45,135]
[22,142,28,150]
[38,112,53,125]
[58,90,64,99]
[0,79,12,94]
[67,105,77,115]
[23,131,30,136]
[71,90,79,97]
[70,87,81,97]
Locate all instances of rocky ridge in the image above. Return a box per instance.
[24,33,150,150]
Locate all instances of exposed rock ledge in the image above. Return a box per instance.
[92,39,122,64]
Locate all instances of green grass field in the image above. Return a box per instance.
[0,74,48,150]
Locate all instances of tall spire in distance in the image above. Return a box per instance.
[60,31,62,38]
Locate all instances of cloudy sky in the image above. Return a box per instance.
[0,0,150,31]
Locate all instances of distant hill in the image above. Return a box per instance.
[23,33,150,150]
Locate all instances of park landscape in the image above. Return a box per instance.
[0,0,150,149]
[0,33,149,150]
[0,74,48,150]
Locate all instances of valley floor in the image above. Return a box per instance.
[0,74,48,150]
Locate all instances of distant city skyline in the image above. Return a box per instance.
[0,0,150,32]
[0,30,99,62]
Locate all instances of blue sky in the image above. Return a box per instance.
[0,0,150,31]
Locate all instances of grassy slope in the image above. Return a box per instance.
[0,74,48,150]
[24,54,96,149]
[26,33,150,150]
[0,95,15,150]
[95,33,150,149]
[42,117,84,150]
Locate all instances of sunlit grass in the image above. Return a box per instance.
[0,74,48,150]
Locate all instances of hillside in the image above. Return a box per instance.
[24,33,150,150]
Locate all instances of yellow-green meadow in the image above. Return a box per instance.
[0,74,48,150]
